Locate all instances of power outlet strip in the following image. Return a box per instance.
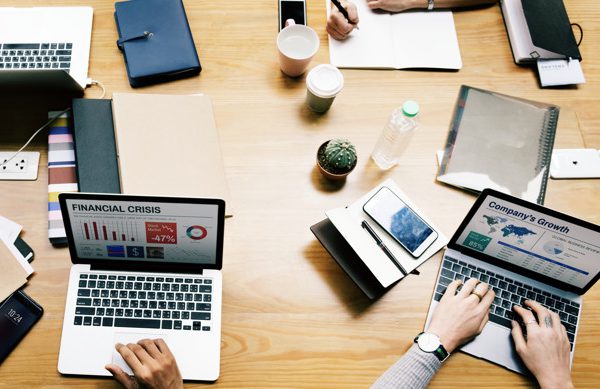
[0,151,41,180]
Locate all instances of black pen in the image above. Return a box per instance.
[361,220,408,276]
[331,0,359,28]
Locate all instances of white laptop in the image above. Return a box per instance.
[0,7,93,92]
[57,193,225,381]
[425,188,600,374]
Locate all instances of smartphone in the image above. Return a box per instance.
[363,186,438,258]
[0,290,43,363]
[279,0,306,31]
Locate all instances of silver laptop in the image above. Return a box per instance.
[0,7,93,92]
[425,188,600,374]
[57,193,225,381]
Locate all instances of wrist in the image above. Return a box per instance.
[538,377,574,389]
[426,327,458,353]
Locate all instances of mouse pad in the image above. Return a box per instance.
[111,332,168,375]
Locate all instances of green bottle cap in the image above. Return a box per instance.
[402,100,420,117]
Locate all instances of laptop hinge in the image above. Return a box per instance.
[89,263,203,275]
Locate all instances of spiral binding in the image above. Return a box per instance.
[536,107,560,204]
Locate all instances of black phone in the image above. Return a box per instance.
[0,290,43,363]
[278,0,307,31]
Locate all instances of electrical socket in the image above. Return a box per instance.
[0,151,40,180]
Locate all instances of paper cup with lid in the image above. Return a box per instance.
[305,64,344,113]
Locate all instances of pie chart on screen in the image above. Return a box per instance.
[186,226,207,240]
[543,240,564,256]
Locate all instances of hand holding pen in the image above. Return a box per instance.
[327,0,360,41]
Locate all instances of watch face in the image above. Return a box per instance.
[417,332,441,353]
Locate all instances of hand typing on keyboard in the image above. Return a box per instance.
[511,300,574,389]
[105,339,183,389]
[428,278,495,353]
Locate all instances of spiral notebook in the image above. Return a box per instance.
[437,85,559,204]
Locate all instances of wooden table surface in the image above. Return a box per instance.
[1,0,599,387]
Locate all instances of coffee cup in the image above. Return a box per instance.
[305,64,344,113]
[277,19,319,77]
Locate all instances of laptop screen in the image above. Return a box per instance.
[452,191,600,292]
[62,195,224,268]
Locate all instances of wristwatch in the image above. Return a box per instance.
[427,0,435,11]
[414,332,449,362]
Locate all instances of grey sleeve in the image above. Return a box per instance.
[371,344,443,389]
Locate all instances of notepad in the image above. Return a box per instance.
[327,1,462,70]
[111,93,233,215]
[437,86,559,205]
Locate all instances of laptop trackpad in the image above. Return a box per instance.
[111,332,168,375]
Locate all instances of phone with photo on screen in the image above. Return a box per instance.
[278,0,306,31]
[363,186,438,258]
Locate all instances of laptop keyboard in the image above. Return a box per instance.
[74,273,213,332]
[0,43,72,71]
[435,256,579,350]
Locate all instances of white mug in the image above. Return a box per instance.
[277,19,320,77]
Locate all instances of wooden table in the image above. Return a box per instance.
[1,0,599,387]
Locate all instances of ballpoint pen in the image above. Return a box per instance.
[361,220,408,276]
[330,0,359,29]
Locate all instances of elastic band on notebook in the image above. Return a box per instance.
[571,23,583,46]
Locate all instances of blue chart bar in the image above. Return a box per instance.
[498,241,589,275]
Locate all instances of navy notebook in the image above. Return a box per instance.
[71,99,121,193]
[114,0,201,87]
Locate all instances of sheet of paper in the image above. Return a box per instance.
[0,240,28,302]
[392,11,462,69]
[327,0,394,68]
[327,0,461,69]
[538,59,586,87]
[0,216,33,275]
[327,207,403,288]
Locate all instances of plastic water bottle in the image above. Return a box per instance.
[371,100,419,169]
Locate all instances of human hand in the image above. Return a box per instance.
[511,300,574,389]
[427,278,494,353]
[367,0,422,13]
[105,339,183,389]
[327,0,359,40]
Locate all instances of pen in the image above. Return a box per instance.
[330,0,359,28]
[361,220,408,276]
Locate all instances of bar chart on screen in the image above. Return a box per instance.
[77,218,142,242]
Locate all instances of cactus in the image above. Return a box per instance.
[321,138,357,174]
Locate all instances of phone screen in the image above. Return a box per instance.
[280,0,306,30]
[364,187,437,256]
[0,291,43,362]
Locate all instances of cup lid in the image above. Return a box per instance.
[306,64,344,98]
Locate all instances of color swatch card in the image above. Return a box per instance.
[48,112,78,245]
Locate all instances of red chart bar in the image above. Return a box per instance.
[84,223,90,240]
[93,222,99,240]
[122,234,126,241]
[102,225,108,241]
[112,231,117,241]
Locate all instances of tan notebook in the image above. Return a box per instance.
[0,240,28,302]
[112,93,232,215]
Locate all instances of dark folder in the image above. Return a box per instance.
[522,0,581,61]
[310,219,387,300]
[71,99,121,193]
[114,0,201,87]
